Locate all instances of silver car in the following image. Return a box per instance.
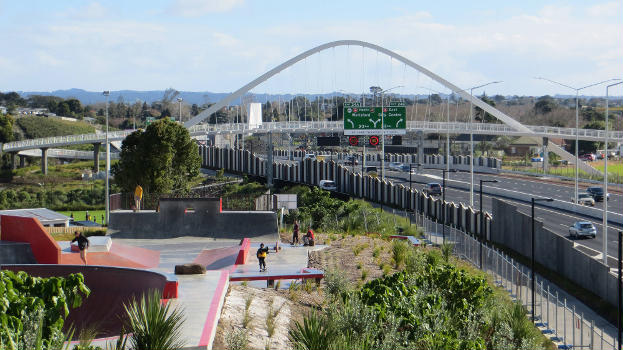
[569,221,597,239]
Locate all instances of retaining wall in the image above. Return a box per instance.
[491,198,618,307]
[109,198,278,240]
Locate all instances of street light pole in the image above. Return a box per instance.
[531,196,554,321]
[604,81,623,265]
[103,91,110,226]
[468,81,502,206]
[479,179,498,269]
[442,168,457,244]
[379,85,404,182]
[177,97,183,123]
[535,77,620,203]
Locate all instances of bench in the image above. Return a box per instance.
[229,268,324,288]
[389,235,421,246]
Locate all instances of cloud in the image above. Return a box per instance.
[588,1,620,17]
[169,0,244,17]
[212,32,240,47]
[64,2,110,20]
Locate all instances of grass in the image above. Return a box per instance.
[58,210,105,222]
[503,160,623,184]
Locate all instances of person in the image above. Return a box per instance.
[85,210,90,221]
[71,231,90,265]
[303,227,315,246]
[292,220,300,245]
[256,243,269,272]
[134,184,143,211]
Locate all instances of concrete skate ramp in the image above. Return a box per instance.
[1,264,167,339]
[109,198,278,241]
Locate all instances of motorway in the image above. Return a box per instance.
[273,155,623,267]
[384,166,623,268]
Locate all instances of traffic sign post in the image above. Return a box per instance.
[343,102,406,135]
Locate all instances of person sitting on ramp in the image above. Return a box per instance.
[257,243,269,272]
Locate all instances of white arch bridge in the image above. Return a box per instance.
[1,40,616,176]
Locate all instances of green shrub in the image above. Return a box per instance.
[124,290,185,350]
[289,311,333,350]
[324,267,349,299]
[391,240,409,268]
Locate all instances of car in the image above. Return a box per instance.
[423,182,442,196]
[586,186,610,201]
[569,221,597,239]
[388,162,404,171]
[345,156,359,165]
[365,166,378,174]
[303,154,316,161]
[580,154,595,161]
[398,164,410,172]
[572,193,595,206]
[319,180,337,191]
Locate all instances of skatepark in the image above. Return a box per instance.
[0,197,323,349]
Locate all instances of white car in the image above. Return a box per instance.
[572,193,595,206]
[569,221,597,239]
[303,154,316,161]
[388,162,404,171]
[319,180,337,191]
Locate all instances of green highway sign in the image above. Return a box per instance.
[343,101,406,135]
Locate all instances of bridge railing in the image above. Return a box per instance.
[3,130,135,152]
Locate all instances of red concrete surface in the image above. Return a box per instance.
[163,280,179,299]
[193,245,240,270]
[198,270,229,348]
[235,238,250,265]
[1,215,60,264]
[60,242,160,269]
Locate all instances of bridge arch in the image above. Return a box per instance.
[184,40,596,174]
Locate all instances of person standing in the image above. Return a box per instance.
[71,231,90,265]
[292,220,300,245]
[134,184,143,211]
[256,243,269,272]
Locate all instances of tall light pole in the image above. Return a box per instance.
[103,90,110,226]
[535,77,620,203]
[531,196,554,320]
[177,97,183,123]
[442,168,457,244]
[479,179,498,269]
[603,81,622,264]
[468,81,502,206]
[379,85,404,182]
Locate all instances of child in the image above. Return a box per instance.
[256,243,269,272]
[71,231,90,265]
[303,227,315,246]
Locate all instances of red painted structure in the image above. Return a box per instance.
[235,238,250,265]
[0,215,60,264]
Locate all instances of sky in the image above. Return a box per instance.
[0,0,621,96]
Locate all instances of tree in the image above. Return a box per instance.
[474,95,499,123]
[0,114,14,143]
[534,95,557,114]
[112,119,200,195]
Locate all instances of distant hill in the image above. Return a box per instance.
[13,89,600,106]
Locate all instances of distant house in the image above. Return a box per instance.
[504,136,566,156]
[16,107,49,115]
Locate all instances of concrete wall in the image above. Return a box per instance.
[0,241,36,264]
[0,215,61,264]
[491,198,618,307]
[109,198,278,241]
